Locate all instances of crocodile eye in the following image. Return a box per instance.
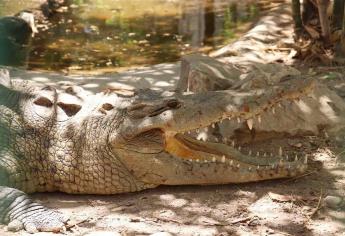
[34,96,53,107]
[41,85,54,91]
[167,99,180,109]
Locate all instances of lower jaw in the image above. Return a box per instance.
[165,133,282,167]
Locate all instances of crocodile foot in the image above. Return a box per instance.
[0,187,69,233]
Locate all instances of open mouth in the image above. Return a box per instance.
[164,115,308,174]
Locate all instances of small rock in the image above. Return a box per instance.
[292,142,302,148]
[84,231,121,236]
[150,232,173,236]
[324,195,343,209]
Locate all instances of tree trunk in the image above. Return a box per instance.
[317,0,331,44]
[292,0,303,35]
[302,0,316,24]
[333,0,345,30]
[341,1,345,54]
[204,0,215,43]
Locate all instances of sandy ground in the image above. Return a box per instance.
[7,62,181,93]
[1,1,345,235]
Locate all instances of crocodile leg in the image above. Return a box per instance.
[0,186,68,233]
[0,152,67,233]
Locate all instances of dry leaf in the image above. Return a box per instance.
[304,25,320,39]
[269,192,296,202]
[268,192,318,203]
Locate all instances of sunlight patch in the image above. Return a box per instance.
[294,100,312,114]
[32,77,49,82]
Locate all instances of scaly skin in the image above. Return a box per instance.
[1,68,345,232]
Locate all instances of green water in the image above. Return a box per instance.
[0,0,40,16]
[0,0,260,73]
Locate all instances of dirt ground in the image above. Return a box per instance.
[1,1,345,235]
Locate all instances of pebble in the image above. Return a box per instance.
[6,219,23,232]
[324,195,343,209]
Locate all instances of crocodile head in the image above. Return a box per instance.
[109,78,345,186]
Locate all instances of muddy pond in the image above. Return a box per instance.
[0,0,260,73]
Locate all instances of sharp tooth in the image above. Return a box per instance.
[256,165,260,170]
[286,154,289,160]
[221,156,226,163]
[257,115,261,123]
[248,167,252,171]
[304,155,308,164]
[232,140,235,147]
[188,131,191,134]
[237,117,241,123]
[298,164,305,172]
[324,131,329,138]
[256,152,260,157]
[215,138,219,142]
[189,159,192,162]
[278,147,283,157]
[237,164,240,168]
[264,152,267,157]
[228,117,231,121]
[249,150,252,155]
[272,107,275,114]
[295,155,298,161]
[247,118,254,130]
[196,159,199,162]
[230,160,233,165]
[279,159,284,166]
[204,160,208,163]
[238,146,241,151]
[211,123,215,128]
[278,103,282,108]
[271,164,276,169]
[270,153,273,157]
[212,157,216,162]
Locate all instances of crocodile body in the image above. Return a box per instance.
[1,61,345,232]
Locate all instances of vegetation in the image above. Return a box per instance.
[292,0,345,58]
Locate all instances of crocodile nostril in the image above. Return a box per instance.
[102,103,114,111]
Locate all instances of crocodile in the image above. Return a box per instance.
[1,65,345,233]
